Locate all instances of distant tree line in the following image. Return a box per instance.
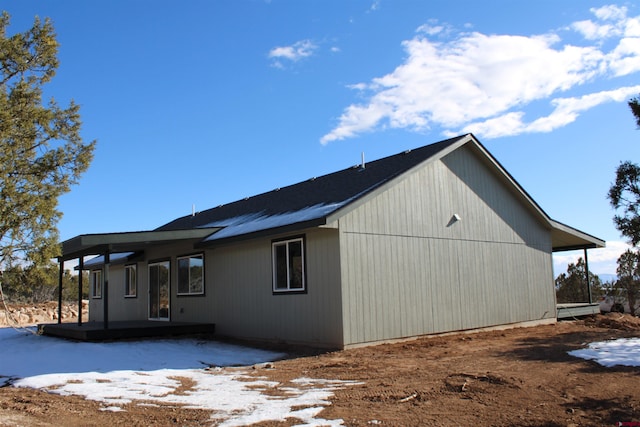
[555,258,603,304]
[1,264,88,303]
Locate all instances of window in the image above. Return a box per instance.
[177,254,204,295]
[91,270,102,299]
[272,237,305,293]
[124,264,137,297]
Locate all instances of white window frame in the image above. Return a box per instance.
[91,270,102,299]
[272,237,306,293]
[124,264,137,298]
[177,254,204,296]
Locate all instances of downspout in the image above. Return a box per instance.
[103,250,110,330]
[57,258,64,324]
[584,248,592,304]
[77,257,83,326]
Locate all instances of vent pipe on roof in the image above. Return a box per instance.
[361,152,365,169]
[192,204,196,217]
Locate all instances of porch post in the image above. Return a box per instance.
[584,248,592,304]
[103,251,110,330]
[77,257,83,326]
[57,258,64,324]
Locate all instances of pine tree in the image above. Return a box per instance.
[607,95,640,246]
[555,258,602,303]
[630,95,640,128]
[608,161,640,246]
[616,250,640,315]
[0,11,95,270]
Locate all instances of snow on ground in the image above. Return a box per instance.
[0,327,360,426]
[569,337,640,367]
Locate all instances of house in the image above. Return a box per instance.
[55,134,604,348]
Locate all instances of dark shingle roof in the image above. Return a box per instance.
[156,135,466,241]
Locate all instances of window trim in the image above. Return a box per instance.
[176,253,205,296]
[272,235,307,294]
[91,270,102,299]
[124,264,137,298]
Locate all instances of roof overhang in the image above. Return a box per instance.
[550,220,606,252]
[60,228,220,260]
[457,135,606,253]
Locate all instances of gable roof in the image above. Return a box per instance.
[157,135,465,243]
[62,134,604,260]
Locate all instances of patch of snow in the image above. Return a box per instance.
[201,203,347,241]
[84,252,135,268]
[0,327,282,377]
[568,337,640,367]
[100,406,125,412]
[1,327,358,426]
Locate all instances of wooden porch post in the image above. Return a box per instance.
[103,251,110,330]
[77,257,83,326]
[584,248,592,304]
[57,258,64,324]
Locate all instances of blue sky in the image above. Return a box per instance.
[3,0,640,276]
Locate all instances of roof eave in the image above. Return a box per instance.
[60,228,221,260]
[550,220,606,252]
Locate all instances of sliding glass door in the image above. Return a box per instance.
[149,261,170,320]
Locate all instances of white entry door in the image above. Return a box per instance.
[149,261,170,320]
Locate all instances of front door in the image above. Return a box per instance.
[149,261,170,320]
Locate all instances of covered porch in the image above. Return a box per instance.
[556,302,601,319]
[551,220,606,319]
[38,320,215,341]
[42,228,219,340]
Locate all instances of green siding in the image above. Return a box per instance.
[339,145,555,346]
[210,228,344,347]
[89,233,344,347]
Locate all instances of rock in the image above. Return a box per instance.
[0,302,88,327]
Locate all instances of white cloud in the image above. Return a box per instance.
[321,6,640,144]
[572,20,618,40]
[453,85,640,138]
[608,37,640,76]
[416,20,455,37]
[368,0,381,13]
[268,39,317,68]
[347,82,367,91]
[593,4,628,21]
[571,5,632,40]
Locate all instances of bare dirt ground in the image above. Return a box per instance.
[1,313,639,426]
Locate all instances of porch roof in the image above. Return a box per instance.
[550,220,606,252]
[60,228,220,260]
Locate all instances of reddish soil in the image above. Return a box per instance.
[1,313,639,426]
